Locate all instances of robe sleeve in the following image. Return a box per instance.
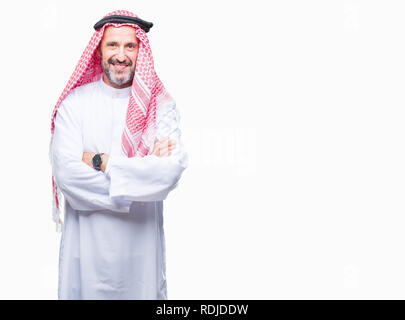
[51,94,132,212]
[105,100,188,201]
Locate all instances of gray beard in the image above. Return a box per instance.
[101,55,135,86]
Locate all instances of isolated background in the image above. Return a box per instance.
[0,0,404,299]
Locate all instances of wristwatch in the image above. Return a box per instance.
[92,153,104,171]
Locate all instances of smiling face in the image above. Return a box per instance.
[98,26,139,88]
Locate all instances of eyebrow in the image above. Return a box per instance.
[105,41,138,46]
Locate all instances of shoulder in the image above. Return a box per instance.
[57,81,101,117]
[54,81,100,127]
[156,92,179,124]
[64,81,100,104]
[155,94,181,139]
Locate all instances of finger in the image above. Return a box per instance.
[153,146,163,157]
[158,140,176,149]
[152,139,164,152]
[157,139,172,148]
[159,146,174,157]
[153,138,169,150]
[152,144,159,154]
[153,138,175,156]
[159,149,171,157]
[158,144,174,153]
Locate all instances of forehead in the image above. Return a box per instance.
[102,26,138,43]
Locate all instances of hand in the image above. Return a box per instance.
[151,137,176,157]
[100,154,109,172]
[82,152,109,172]
[82,152,96,168]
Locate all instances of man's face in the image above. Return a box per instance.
[98,26,139,88]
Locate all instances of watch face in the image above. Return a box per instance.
[93,154,102,168]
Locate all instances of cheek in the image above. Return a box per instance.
[101,53,110,64]
[130,50,139,63]
[132,55,138,65]
[101,48,113,61]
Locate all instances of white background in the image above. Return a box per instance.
[0,0,404,299]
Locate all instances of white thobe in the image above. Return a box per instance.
[51,78,187,300]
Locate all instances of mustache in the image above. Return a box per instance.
[107,57,133,66]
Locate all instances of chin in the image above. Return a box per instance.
[113,78,132,87]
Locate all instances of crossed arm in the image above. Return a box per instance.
[51,96,187,213]
[82,137,176,172]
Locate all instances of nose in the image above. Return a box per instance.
[116,46,126,62]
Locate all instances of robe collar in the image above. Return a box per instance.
[99,76,132,98]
